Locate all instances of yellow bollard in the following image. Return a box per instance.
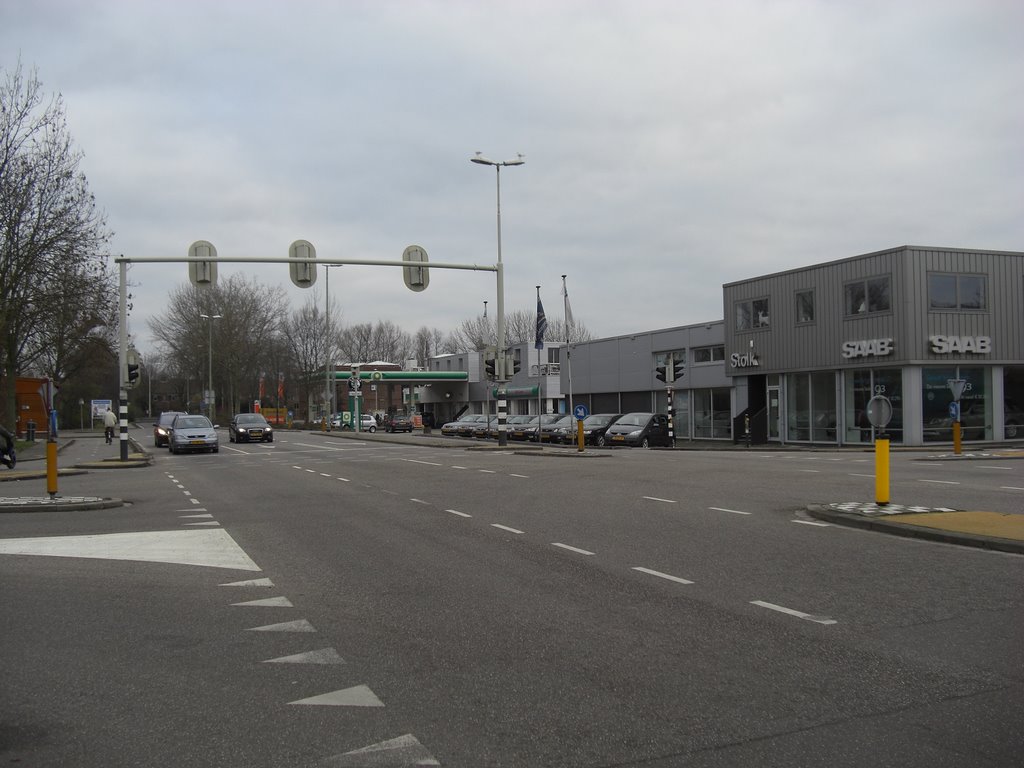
[874,437,890,505]
[46,439,58,497]
[952,421,962,455]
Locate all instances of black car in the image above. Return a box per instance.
[604,412,671,447]
[154,411,186,447]
[385,413,414,433]
[557,413,623,446]
[538,414,575,443]
[229,413,274,443]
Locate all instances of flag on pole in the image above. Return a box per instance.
[535,290,548,350]
[277,372,285,400]
[562,281,574,342]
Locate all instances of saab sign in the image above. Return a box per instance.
[841,338,893,359]
[929,335,991,354]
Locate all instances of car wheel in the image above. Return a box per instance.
[368,426,376,433]
[267,436,273,443]
[1007,422,1019,439]
[596,435,606,447]
[641,437,650,448]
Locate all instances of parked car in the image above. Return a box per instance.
[356,413,377,432]
[471,415,497,438]
[511,413,562,441]
[604,412,671,447]
[154,411,186,447]
[440,415,476,437]
[385,413,414,433]
[556,413,623,446]
[229,413,273,443]
[457,413,489,438]
[168,414,219,454]
[538,414,575,443]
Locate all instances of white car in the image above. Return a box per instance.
[357,414,377,432]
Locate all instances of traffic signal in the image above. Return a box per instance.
[672,358,685,382]
[127,363,140,386]
[655,364,667,382]
[485,358,497,379]
[507,355,521,375]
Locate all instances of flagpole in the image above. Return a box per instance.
[536,286,542,435]
[562,274,573,416]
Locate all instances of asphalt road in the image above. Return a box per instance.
[1,432,1022,767]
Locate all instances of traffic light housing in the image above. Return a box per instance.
[485,358,497,379]
[655,364,667,382]
[507,355,521,376]
[672,358,685,382]
[127,363,139,386]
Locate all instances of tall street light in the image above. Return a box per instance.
[324,264,342,431]
[199,313,222,421]
[471,151,524,446]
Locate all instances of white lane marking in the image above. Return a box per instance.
[232,596,294,607]
[221,578,274,587]
[709,506,751,516]
[292,466,303,470]
[491,524,524,534]
[409,498,429,505]
[337,477,350,482]
[0,529,261,571]
[289,685,384,707]
[182,491,192,496]
[632,566,694,585]
[978,465,1013,470]
[319,473,332,477]
[406,459,442,466]
[751,600,837,625]
[305,469,316,474]
[180,513,213,519]
[189,498,202,505]
[184,521,220,527]
[446,509,472,518]
[849,473,874,478]
[552,543,595,556]
[451,466,467,470]
[510,473,529,478]
[263,648,345,665]
[917,462,942,466]
[1000,486,1024,491]
[643,496,677,504]
[247,619,316,632]
[478,469,496,474]
[792,519,831,527]
[798,469,821,473]
[919,479,959,485]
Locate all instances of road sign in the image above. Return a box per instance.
[573,404,589,420]
[348,377,362,392]
[188,240,218,287]
[402,245,429,292]
[288,239,317,288]
[948,401,960,420]
[865,395,893,429]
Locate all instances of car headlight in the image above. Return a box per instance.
[157,427,168,436]
[628,430,642,437]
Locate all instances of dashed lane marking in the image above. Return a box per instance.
[709,506,752,516]
[491,524,524,534]
[751,599,837,625]
[552,543,595,556]
[919,479,960,485]
[632,566,694,585]
[289,685,384,707]
[643,496,676,503]
[446,509,472,518]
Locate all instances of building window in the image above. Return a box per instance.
[796,290,814,324]
[736,298,770,330]
[548,347,560,364]
[928,273,987,311]
[845,276,891,315]
[692,345,724,364]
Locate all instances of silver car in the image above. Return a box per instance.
[168,414,219,454]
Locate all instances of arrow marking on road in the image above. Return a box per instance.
[221,577,274,587]
[289,684,384,707]
[232,596,293,607]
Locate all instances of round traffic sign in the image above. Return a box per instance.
[573,404,589,420]
[865,395,893,428]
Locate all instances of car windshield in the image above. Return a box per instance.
[236,415,267,425]
[616,413,650,427]
[585,414,615,427]
[175,417,211,429]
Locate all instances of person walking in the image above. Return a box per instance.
[0,424,16,469]
[103,407,118,444]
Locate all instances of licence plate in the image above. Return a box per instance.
[612,435,624,441]
[190,439,206,445]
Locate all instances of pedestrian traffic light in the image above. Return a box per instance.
[655,364,667,382]
[485,358,497,379]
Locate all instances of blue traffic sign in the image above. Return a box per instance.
[948,401,959,420]
[573,404,589,420]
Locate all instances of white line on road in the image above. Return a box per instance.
[406,459,442,466]
[409,498,429,505]
[643,496,677,503]
[1000,486,1024,491]
[451,466,467,470]
[320,473,332,477]
[919,479,960,485]
[751,600,837,625]
[631,567,694,585]
[978,465,1013,470]
[337,477,350,482]
[510,473,529,478]
[478,469,496,474]
[491,524,524,534]
[446,509,472,518]
[849,473,874,478]
[798,469,821,473]
[551,543,595,556]
[709,506,752,516]
[792,519,831,527]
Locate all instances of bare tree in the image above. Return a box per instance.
[412,326,447,367]
[0,61,114,425]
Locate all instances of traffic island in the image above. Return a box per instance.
[0,495,125,513]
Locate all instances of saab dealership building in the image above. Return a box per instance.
[422,246,1024,446]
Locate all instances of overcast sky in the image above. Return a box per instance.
[4,0,1022,355]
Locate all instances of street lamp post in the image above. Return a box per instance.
[199,313,222,421]
[324,265,342,431]
[471,151,524,447]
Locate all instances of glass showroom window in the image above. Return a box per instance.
[796,290,814,324]
[735,298,770,330]
[692,345,725,364]
[923,367,988,442]
[845,276,891,315]
[693,388,731,439]
[1004,367,1024,439]
[843,369,902,444]
[928,273,987,311]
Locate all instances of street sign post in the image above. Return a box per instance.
[866,394,893,505]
